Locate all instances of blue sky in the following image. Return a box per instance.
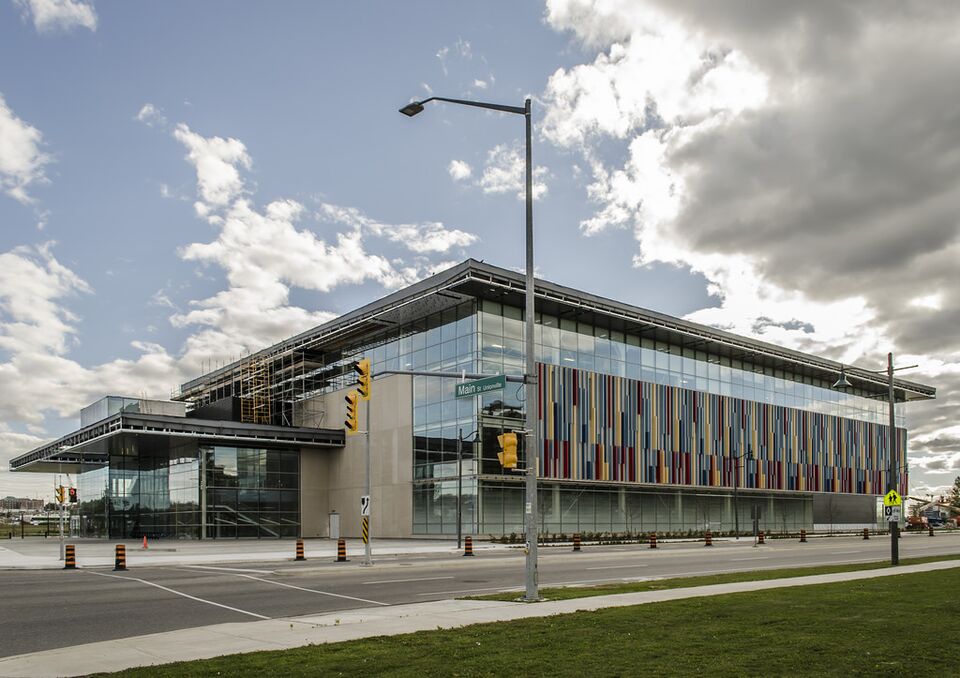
[2,1,958,500]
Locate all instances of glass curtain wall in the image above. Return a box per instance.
[203,446,299,538]
[100,437,202,539]
[78,437,300,539]
[479,481,813,536]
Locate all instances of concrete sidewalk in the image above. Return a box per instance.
[0,537,505,570]
[2,558,957,677]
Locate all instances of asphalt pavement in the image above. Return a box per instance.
[1,531,958,657]
[3,556,960,678]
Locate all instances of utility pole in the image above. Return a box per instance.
[363,393,372,567]
[888,352,899,566]
[457,429,463,550]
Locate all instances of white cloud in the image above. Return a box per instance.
[14,0,97,33]
[436,37,473,76]
[173,124,251,207]
[317,203,478,255]
[135,103,167,128]
[473,79,488,90]
[0,93,50,204]
[171,124,479,358]
[0,243,185,431]
[479,144,549,200]
[448,159,473,182]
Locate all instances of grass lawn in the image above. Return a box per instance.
[469,553,960,601]
[105,565,960,677]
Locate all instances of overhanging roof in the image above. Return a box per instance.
[177,259,936,404]
[10,413,345,474]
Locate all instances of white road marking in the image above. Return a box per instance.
[88,571,269,620]
[232,573,390,607]
[363,576,455,585]
[832,550,864,555]
[586,564,650,571]
[731,556,771,561]
[183,565,275,574]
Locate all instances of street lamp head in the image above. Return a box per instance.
[399,102,424,117]
[832,366,852,389]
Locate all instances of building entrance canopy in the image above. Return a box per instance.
[10,412,344,474]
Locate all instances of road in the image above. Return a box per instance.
[2,532,958,657]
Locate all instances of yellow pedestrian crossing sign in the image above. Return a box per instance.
[883,490,902,507]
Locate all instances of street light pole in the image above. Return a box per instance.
[457,429,464,550]
[521,97,540,602]
[733,454,739,539]
[400,95,539,601]
[887,352,899,566]
[456,428,480,550]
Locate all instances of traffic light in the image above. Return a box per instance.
[55,486,65,504]
[497,432,518,469]
[344,391,360,434]
[353,358,371,400]
[68,487,78,503]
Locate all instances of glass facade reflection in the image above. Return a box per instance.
[204,446,300,538]
[77,437,299,539]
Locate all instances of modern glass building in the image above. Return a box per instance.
[11,260,935,539]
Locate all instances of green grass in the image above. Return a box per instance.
[105,566,960,677]
[468,553,960,601]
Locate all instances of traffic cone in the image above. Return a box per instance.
[142,535,148,550]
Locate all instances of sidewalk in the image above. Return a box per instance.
[2,558,957,677]
[0,538,503,570]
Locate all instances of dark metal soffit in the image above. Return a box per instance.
[9,413,345,472]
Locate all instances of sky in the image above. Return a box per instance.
[1,0,958,503]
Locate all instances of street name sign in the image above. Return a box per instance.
[455,374,506,398]
[883,490,902,507]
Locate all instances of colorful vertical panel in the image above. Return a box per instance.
[538,364,906,495]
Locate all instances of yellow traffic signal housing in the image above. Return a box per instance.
[497,432,518,469]
[55,486,65,504]
[354,358,371,400]
[344,391,360,434]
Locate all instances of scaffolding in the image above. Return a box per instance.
[239,356,272,425]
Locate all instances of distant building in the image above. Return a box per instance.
[10,260,936,540]
[0,496,44,511]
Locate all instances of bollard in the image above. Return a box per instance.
[64,544,77,570]
[463,535,475,557]
[335,537,348,562]
[704,531,713,547]
[295,538,306,561]
[800,529,807,543]
[863,528,870,540]
[114,544,126,571]
[649,532,657,549]
[758,530,765,545]
[573,533,581,552]
[929,526,935,537]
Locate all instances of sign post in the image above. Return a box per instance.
[883,490,903,528]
